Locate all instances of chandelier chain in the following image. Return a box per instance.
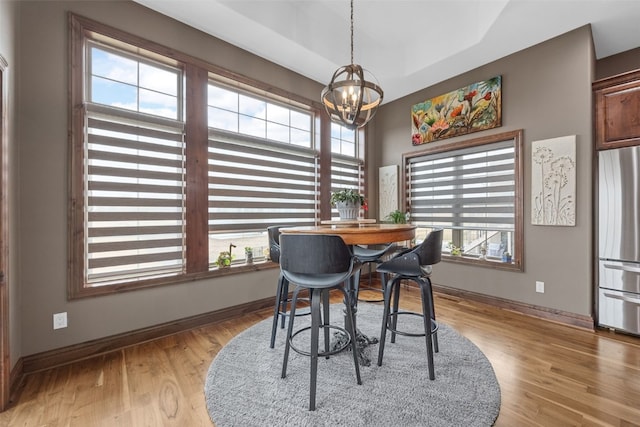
[350,0,354,65]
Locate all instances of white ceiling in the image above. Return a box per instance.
[133,0,640,103]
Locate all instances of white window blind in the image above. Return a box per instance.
[408,140,515,230]
[208,133,319,233]
[85,103,186,285]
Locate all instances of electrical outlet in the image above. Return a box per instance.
[536,281,545,293]
[53,312,67,329]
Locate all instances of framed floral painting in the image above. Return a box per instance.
[411,76,502,145]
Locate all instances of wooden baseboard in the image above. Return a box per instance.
[20,296,274,376]
[431,283,595,330]
[8,357,23,406]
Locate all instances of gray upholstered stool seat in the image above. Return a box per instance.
[353,243,399,302]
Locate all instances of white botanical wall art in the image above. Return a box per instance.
[379,165,398,220]
[531,135,576,226]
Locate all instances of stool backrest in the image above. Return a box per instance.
[280,234,352,275]
[267,226,283,263]
[414,228,443,266]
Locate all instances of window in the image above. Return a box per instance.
[330,123,364,219]
[405,130,523,270]
[330,122,356,156]
[207,82,318,263]
[207,83,312,147]
[69,15,360,297]
[89,43,181,120]
[83,43,186,287]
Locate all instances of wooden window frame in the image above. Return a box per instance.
[402,129,524,271]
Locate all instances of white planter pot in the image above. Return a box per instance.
[336,201,359,220]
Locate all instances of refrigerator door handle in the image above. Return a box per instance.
[603,292,640,304]
[602,263,640,274]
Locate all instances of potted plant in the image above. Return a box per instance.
[449,241,462,256]
[386,210,409,224]
[502,251,512,263]
[244,247,254,264]
[215,243,236,268]
[215,251,233,268]
[330,189,366,220]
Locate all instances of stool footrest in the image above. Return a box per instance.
[386,311,438,337]
[289,325,352,358]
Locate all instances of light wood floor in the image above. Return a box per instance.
[1,286,640,426]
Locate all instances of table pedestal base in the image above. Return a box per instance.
[331,307,379,366]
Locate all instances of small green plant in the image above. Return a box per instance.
[330,189,365,207]
[215,251,233,268]
[386,210,408,224]
[215,243,236,268]
[449,241,462,256]
[244,247,254,264]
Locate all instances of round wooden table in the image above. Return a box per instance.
[280,223,416,246]
[280,223,416,365]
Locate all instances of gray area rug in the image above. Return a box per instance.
[205,302,500,426]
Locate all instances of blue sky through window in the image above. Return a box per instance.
[90,46,180,120]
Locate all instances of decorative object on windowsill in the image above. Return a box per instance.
[386,209,409,224]
[320,0,383,130]
[244,247,254,264]
[501,251,512,263]
[449,242,462,256]
[216,252,232,268]
[330,189,366,220]
[479,245,487,260]
[216,243,236,269]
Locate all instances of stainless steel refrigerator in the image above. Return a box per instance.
[598,145,640,335]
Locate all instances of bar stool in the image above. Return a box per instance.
[279,233,362,411]
[376,228,443,380]
[268,226,310,348]
[353,243,399,302]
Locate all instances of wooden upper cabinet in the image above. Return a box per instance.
[594,69,640,150]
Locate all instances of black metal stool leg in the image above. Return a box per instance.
[342,288,362,385]
[279,279,290,329]
[309,288,321,411]
[270,275,285,348]
[281,286,301,378]
[390,278,402,343]
[322,290,330,359]
[377,276,400,366]
[419,281,436,380]
[426,277,439,353]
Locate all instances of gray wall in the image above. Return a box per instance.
[596,46,640,80]
[0,0,21,370]
[374,26,595,316]
[16,0,324,356]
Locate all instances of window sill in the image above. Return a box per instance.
[206,261,278,276]
[443,255,522,272]
[71,261,280,300]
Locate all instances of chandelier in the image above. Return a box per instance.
[320,0,383,130]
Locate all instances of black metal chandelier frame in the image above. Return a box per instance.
[320,0,383,130]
